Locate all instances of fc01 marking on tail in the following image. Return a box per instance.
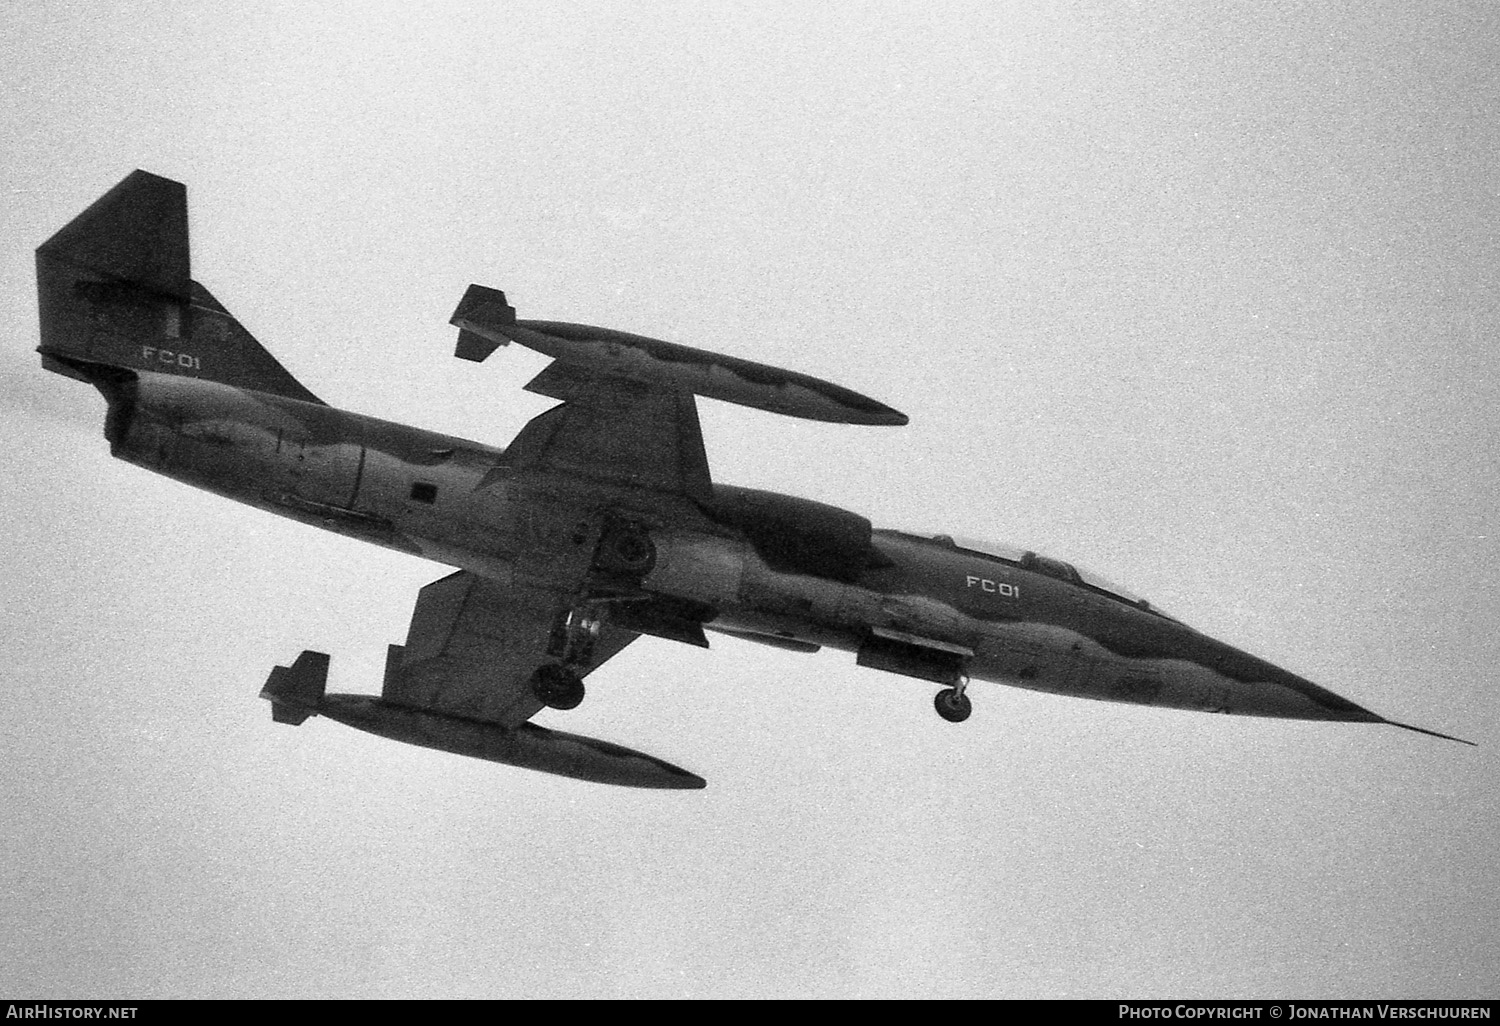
[141,346,201,370]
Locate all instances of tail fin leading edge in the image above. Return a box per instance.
[36,170,322,405]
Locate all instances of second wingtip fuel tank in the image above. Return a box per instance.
[450,283,910,426]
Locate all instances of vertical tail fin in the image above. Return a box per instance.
[36,170,322,404]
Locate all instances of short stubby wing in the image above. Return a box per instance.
[261,571,706,787]
[498,374,714,507]
[382,570,635,728]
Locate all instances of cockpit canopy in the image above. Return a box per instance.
[920,533,1180,622]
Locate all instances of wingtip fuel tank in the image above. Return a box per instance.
[261,650,706,789]
[450,283,908,426]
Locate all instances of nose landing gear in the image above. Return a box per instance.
[934,679,972,723]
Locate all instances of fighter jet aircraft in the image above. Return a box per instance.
[35,171,1472,789]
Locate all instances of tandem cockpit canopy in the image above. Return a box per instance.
[920,533,1182,622]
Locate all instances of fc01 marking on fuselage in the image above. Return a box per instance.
[965,575,1019,599]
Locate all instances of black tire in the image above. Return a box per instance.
[934,688,972,723]
[531,665,586,711]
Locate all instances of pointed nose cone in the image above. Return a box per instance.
[845,400,908,427]
[1258,661,1475,746]
[1270,667,1383,723]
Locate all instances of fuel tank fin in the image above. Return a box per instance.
[260,650,330,726]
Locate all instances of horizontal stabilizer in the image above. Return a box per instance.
[260,650,330,726]
[449,284,907,426]
[38,170,191,301]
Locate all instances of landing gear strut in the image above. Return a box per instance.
[934,679,972,723]
[533,603,608,711]
[529,515,654,714]
[548,605,603,665]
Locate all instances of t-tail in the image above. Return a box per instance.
[36,169,321,405]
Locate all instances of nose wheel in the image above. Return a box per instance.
[934,682,972,723]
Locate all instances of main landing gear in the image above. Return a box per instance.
[530,516,656,713]
[532,663,585,710]
[531,604,605,711]
[933,679,972,723]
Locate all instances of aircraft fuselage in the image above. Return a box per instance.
[100,366,1377,729]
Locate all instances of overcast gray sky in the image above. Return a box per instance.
[3,1,1496,999]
